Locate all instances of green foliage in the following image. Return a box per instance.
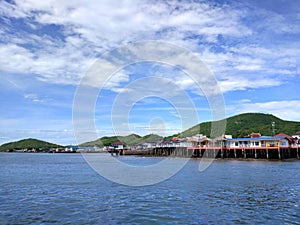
[0,138,62,152]
[176,113,300,138]
[80,133,163,147]
[83,136,119,147]
[2,113,299,150]
[139,134,163,143]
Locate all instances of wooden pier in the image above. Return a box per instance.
[142,146,300,160]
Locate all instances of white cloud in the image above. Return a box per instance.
[255,8,300,34]
[218,76,282,93]
[0,0,254,88]
[0,0,27,18]
[0,0,300,145]
[0,129,76,145]
[1,0,298,94]
[103,70,130,92]
[0,44,34,72]
[24,93,41,102]
[24,93,54,103]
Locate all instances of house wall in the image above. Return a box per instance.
[292,135,300,139]
[266,140,279,147]
[279,139,289,147]
[228,141,240,148]
[225,139,288,148]
[115,144,123,150]
[250,141,261,147]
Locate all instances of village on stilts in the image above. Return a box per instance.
[107,132,300,160]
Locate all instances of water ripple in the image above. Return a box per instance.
[0,153,299,224]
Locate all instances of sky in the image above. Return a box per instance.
[0,0,300,145]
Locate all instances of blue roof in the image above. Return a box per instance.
[228,136,283,141]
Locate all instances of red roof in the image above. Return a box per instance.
[113,141,123,145]
[250,133,261,138]
[275,133,292,138]
[275,133,293,142]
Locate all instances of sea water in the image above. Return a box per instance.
[0,153,299,224]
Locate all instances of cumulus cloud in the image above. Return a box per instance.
[1,0,299,94]
[1,0,300,145]
[218,76,282,93]
[0,0,254,91]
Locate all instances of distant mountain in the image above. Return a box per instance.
[0,138,62,152]
[81,113,300,145]
[2,113,299,150]
[139,134,163,143]
[167,113,300,139]
[80,133,163,147]
[81,134,139,147]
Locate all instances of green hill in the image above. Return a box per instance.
[0,138,62,152]
[82,113,300,145]
[168,113,300,138]
[139,134,163,143]
[3,113,298,150]
[81,133,163,147]
[223,113,300,137]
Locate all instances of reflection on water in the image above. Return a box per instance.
[0,153,299,224]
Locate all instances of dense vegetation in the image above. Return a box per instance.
[0,138,62,152]
[1,113,300,150]
[223,113,300,137]
[80,133,163,147]
[84,113,300,145]
[167,113,300,139]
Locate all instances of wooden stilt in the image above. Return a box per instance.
[278,148,281,160]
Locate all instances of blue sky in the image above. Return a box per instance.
[0,0,300,145]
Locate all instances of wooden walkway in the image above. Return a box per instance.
[141,146,300,160]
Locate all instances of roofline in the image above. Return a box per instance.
[227,137,287,141]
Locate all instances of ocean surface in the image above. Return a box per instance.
[0,153,299,225]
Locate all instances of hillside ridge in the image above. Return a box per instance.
[1,113,300,150]
[169,112,300,139]
[0,138,62,152]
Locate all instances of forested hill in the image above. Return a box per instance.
[169,113,300,138]
[0,138,61,151]
[1,113,300,150]
[80,133,163,147]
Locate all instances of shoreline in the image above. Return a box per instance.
[2,152,299,162]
